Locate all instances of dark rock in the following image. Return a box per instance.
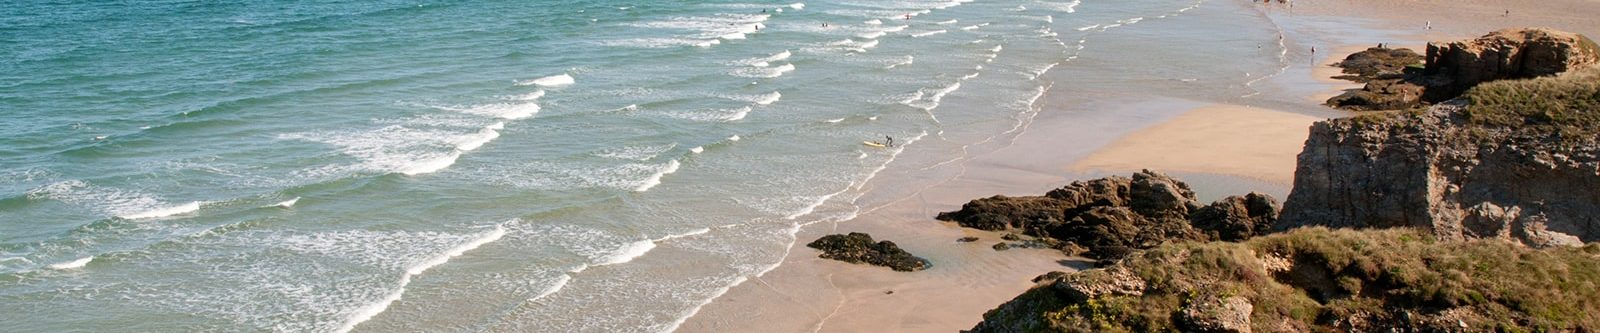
[1129,170,1198,217]
[956,236,980,243]
[1335,47,1424,81]
[806,232,929,271]
[1191,192,1282,241]
[934,195,1072,232]
[992,242,1011,251]
[940,170,1279,259]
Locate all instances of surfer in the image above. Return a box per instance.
[885,135,894,147]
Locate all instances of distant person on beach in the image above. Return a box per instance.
[1426,21,1431,30]
[885,135,895,147]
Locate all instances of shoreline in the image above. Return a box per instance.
[678,0,1600,331]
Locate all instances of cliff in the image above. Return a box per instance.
[1281,67,1600,247]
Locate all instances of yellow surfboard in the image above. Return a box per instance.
[862,141,887,148]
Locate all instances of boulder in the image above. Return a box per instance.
[1191,192,1282,241]
[1048,266,1146,302]
[1178,294,1255,333]
[806,232,929,271]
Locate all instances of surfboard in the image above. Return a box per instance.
[862,141,887,148]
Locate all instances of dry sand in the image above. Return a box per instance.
[1071,104,1322,185]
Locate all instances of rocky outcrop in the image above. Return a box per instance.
[1424,28,1600,99]
[937,170,1282,259]
[1191,193,1281,242]
[968,228,1600,332]
[806,232,928,271]
[1327,28,1598,111]
[1334,47,1424,81]
[1281,99,1600,246]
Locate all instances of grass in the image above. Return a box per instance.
[991,228,1600,332]
[1462,67,1600,143]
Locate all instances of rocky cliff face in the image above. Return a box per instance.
[1281,100,1600,247]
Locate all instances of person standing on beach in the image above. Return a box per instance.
[885,135,894,148]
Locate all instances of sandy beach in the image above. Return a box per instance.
[680,0,1600,332]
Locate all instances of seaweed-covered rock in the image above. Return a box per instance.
[806,232,928,272]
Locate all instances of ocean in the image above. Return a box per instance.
[0,0,1292,331]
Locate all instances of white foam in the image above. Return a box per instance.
[1077,24,1100,31]
[788,3,804,9]
[992,45,1004,53]
[910,30,946,38]
[751,91,781,105]
[856,30,886,39]
[1120,17,1144,24]
[398,152,460,176]
[595,240,656,265]
[936,19,958,25]
[633,160,680,192]
[337,224,507,333]
[273,197,300,208]
[882,25,908,33]
[857,40,879,49]
[1103,23,1123,29]
[959,24,983,31]
[864,19,882,25]
[518,74,575,87]
[690,146,704,154]
[47,257,93,270]
[695,39,722,48]
[528,274,573,302]
[720,32,747,40]
[825,118,844,123]
[438,102,539,120]
[728,135,741,141]
[513,90,545,101]
[453,123,502,151]
[785,190,844,220]
[731,63,794,78]
[885,55,914,69]
[119,201,202,220]
[595,144,676,161]
[1044,15,1054,23]
[721,106,752,121]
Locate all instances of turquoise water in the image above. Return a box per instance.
[0,0,1290,331]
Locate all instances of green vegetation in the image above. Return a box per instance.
[1463,67,1600,142]
[1015,228,1600,332]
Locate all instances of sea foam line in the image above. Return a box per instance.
[634,159,681,192]
[337,223,508,333]
[47,257,93,270]
[517,74,575,87]
[118,201,203,220]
